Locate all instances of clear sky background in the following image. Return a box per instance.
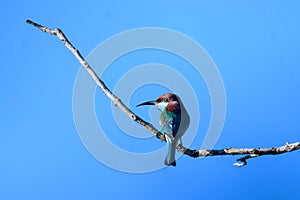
[1,1,300,199]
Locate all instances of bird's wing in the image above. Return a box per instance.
[160,110,180,139]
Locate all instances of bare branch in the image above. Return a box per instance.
[177,141,300,166]
[26,19,300,167]
[26,19,166,143]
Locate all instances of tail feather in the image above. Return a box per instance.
[164,139,177,167]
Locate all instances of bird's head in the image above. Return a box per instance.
[136,93,179,111]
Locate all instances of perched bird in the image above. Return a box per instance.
[137,93,190,166]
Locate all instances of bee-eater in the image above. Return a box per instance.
[137,93,190,166]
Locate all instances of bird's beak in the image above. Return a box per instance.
[136,100,156,107]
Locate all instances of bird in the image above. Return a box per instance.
[137,93,190,166]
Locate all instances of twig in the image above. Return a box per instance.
[177,141,300,166]
[26,19,300,167]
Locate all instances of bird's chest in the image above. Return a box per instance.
[159,110,178,134]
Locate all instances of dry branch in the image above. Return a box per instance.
[26,19,300,167]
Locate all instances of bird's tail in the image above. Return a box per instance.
[164,138,177,167]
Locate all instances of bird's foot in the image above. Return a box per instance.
[176,138,183,150]
[163,133,175,142]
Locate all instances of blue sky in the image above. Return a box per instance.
[1,1,300,199]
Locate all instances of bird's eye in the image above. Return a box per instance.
[164,97,169,102]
